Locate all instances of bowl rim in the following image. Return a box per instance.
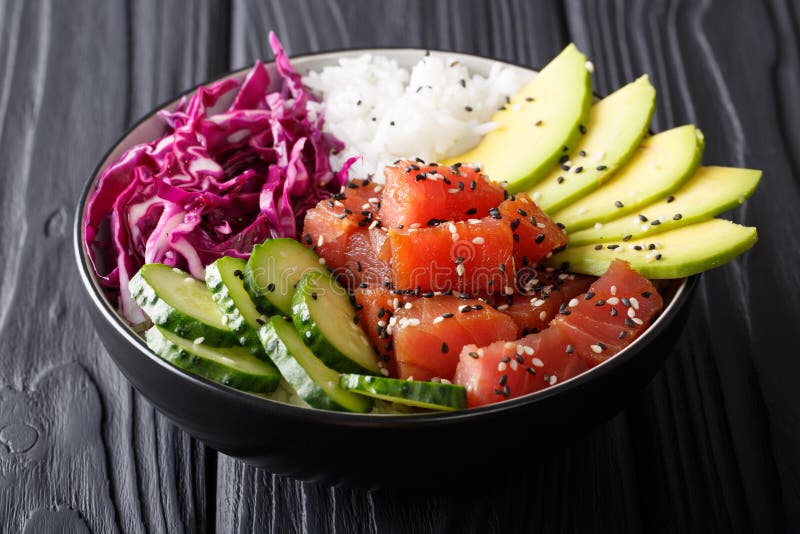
[73,46,698,426]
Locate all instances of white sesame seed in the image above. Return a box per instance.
[610,285,617,295]
[539,311,547,321]
[318,257,326,265]
[593,151,605,163]
[504,342,516,350]
[549,375,557,385]
[558,273,569,280]
[498,362,507,372]
[510,359,519,371]
[532,358,544,367]
[369,220,379,230]
[409,223,421,229]
[516,344,525,355]
[431,377,441,383]
[627,307,637,318]
[607,297,620,305]
[448,188,460,194]
[537,222,546,229]
[468,218,481,224]
[633,317,644,325]
[456,264,465,277]
[361,203,370,210]
[377,320,387,327]
[472,237,485,245]
[451,233,460,242]
[645,253,658,263]
[590,344,603,354]
[373,185,383,193]
[408,318,420,326]
[524,346,535,355]
[477,348,485,357]
[630,297,640,310]
[433,316,444,325]
[532,298,545,307]
[504,286,515,296]
[404,302,413,310]
[568,298,579,308]
[497,304,509,311]
[368,197,379,204]
[193,336,205,345]
[448,222,457,234]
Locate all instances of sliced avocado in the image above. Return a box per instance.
[528,75,656,213]
[553,125,704,231]
[445,44,592,192]
[568,166,762,246]
[549,218,757,279]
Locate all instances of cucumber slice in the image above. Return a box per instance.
[339,374,467,411]
[244,238,326,316]
[205,256,264,349]
[259,317,373,412]
[146,326,280,393]
[291,272,380,375]
[130,264,239,347]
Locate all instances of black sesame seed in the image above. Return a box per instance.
[579,124,587,134]
[621,297,631,307]
[666,195,675,203]
[622,234,632,241]
[597,342,607,350]
[614,200,624,208]
[517,208,528,217]
[607,244,620,250]
[641,291,652,298]
[560,164,570,171]
[618,331,627,339]
[311,292,318,300]
[470,180,477,190]
[460,78,466,88]
[442,313,454,318]
[557,176,565,184]
[353,316,360,324]
[377,307,385,318]
[503,385,510,397]
[510,218,521,231]
[304,234,312,245]
[634,245,643,251]
[535,233,545,244]
[651,220,662,226]
[566,344,574,354]
[267,282,276,292]
[488,207,502,219]
[501,356,511,363]
[579,150,587,157]
[595,299,606,306]
[655,253,662,260]
[499,263,506,273]
[526,367,537,375]
[673,213,683,220]
[535,120,543,126]
[638,214,648,222]
[610,307,618,317]
[494,388,503,395]
[559,155,569,164]
[648,243,656,250]
[499,375,508,386]
[441,342,449,353]
[465,106,473,112]
[526,96,534,102]
[514,353,525,364]
[625,317,635,327]
[574,166,584,173]
[256,318,265,326]
[458,181,465,191]
[584,292,595,300]
[594,244,603,250]
[415,174,427,181]
[562,145,569,152]
[596,165,608,171]
[355,261,362,272]
[513,233,520,242]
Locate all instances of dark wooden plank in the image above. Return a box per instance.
[0,1,229,532]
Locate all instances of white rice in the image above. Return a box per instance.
[303,53,532,180]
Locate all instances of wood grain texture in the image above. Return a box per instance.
[0,0,797,532]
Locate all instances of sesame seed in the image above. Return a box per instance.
[565,344,574,354]
[632,317,644,325]
[596,165,608,171]
[568,298,579,308]
[627,307,637,318]
[618,331,627,339]
[468,351,480,359]
[433,316,444,325]
[630,297,640,310]
[638,214,648,222]
[590,344,603,354]
[666,195,675,203]
[539,311,547,321]
[193,336,205,344]
[456,264,465,277]
[441,342,449,353]
[594,244,603,250]
[498,362,507,372]
[607,297,620,305]
[318,258,326,265]
[472,237,485,245]
[442,313,454,318]
[673,213,683,220]
[614,200,624,208]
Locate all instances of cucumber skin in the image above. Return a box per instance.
[291,275,380,375]
[130,267,240,348]
[258,319,373,412]
[339,374,467,411]
[205,258,264,355]
[145,327,279,393]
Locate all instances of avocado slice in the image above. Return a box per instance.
[553,125,704,232]
[529,75,656,213]
[568,166,762,246]
[549,218,757,278]
[445,44,592,192]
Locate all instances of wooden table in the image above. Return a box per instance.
[1,1,797,531]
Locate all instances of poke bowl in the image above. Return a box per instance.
[74,36,758,488]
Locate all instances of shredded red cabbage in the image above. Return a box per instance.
[84,33,352,322]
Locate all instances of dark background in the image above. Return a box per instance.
[1,0,798,532]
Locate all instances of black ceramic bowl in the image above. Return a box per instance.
[74,49,698,489]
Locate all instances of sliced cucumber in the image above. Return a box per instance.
[259,317,373,412]
[130,264,239,347]
[244,238,326,316]
[339,374,467,411]
[291,272,380,375]
[205,256,264,350]
[146,326,280,393]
